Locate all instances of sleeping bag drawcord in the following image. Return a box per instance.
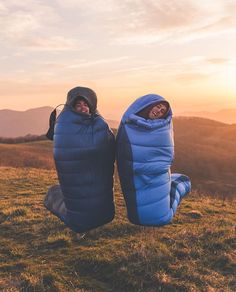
[46,104,65,140]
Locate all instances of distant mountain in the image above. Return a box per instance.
[178,108,236,124]
[0,107,119,137]
[0,107,53,138]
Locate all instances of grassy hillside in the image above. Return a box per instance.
[179,108,236,124]
[0,140,54,169]
[0,166,235,291]
[172,117,236,199]
[1,117,236,199]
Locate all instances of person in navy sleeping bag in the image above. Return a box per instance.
[45,86,115,238]
[116,94,191,226]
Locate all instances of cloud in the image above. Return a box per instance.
[0,2,7,13]
[54,0,205,46]
[20,36,80,51]
[67,57,130,69]
[0,11,40,39]
[57,0,199,30]
[178,55,236,75]
[122,0,199,31]
[43,62,68,69]
[171,56,231,82]
[174,72,209,83]
[0,1,61,45]
[56,0,115,12]
[2,0,235,50]
[206,58,229,64]
[3,2,58,29]
[106,0,236,45]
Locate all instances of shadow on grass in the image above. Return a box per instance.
[66,244,190,292]
[0,223,36,243]
[0,262,27,275]
[0,211,7,223]
[87,223,141,241]
[211,253,236,276]
[41,239,71,250]
[20,273,60,292]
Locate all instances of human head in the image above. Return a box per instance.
[148,101,169,119]
[73,97,90,114]
[67,86,97,114]
[137,101,169,120]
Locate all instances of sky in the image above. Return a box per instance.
[0,0,236,120]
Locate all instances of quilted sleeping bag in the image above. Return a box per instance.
[116,94,191,226]
[45,87,115,233]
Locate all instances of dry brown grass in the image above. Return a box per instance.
[0,140,55,169]
[0,166,235,291]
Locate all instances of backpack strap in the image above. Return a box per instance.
[46,104,65,140]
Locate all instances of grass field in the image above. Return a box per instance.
[0,165,235,291]
[0,141,54,169]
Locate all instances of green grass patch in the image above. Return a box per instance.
[0,166,235,291]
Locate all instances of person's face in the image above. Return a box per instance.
[148,102,168,119]
[74,99,90,114]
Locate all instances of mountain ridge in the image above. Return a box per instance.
[178,108,236,124]
[0,106,119,137]
[1,106,236,137]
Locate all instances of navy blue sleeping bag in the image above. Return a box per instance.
[116,94,191,226]
[45,87,115,233]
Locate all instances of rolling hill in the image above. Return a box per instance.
[0,116,235,198]
[0,107,53,137]
[172,117,236,198]
[179,108,236,124]
[1,105,236,138]
[0,107,119,137]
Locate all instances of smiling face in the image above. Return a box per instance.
[74,98,90,114]
[148,102,168,119]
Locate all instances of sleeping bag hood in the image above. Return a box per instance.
[116,94,191,226]
[45,86,115,233]
[121,93,172,129]
[66,86,98,114]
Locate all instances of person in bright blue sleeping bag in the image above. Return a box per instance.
[45,86,115,235]
[116,94,191,226]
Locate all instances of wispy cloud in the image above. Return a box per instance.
[175,72,209,83]
[107,0,236,45]
[20,36,81,51]
[1,0,235,50]
[1,1,58,34]
[206,58,229,64]
[67,57,130,68]
[0,2,7,12]
[0,1,64,48]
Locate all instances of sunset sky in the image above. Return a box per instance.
[0,0,236,120]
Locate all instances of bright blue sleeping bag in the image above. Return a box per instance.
[116,94,191,226]
[45,87,115,233]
